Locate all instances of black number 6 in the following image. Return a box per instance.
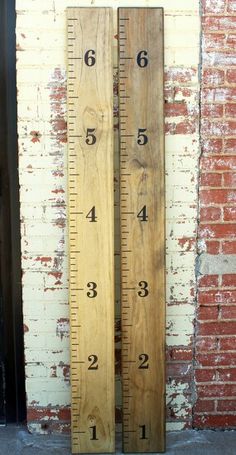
[137,50,148,68]
[84,49,96,66]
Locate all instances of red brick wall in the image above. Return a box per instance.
[194,0,236,429]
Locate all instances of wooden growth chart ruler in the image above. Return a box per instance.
[67,8,115,454]
[67,6,165,454]
[118,8,165,453]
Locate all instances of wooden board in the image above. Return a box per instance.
[67,8,115,454]
[118,8,165,453]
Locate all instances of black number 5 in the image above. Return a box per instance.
[137,128,148,146]
[138,281,149,297]
[86,128,96,145]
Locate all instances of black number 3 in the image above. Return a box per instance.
[138,281,149,297]
[87,282,97,298]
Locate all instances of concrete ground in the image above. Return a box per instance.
[0,425,236,455]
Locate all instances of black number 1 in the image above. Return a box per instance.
[90,425,98,440]
[139,425,148,439]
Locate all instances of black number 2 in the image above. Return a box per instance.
[88,354,98,370]
[138,353,149,369]
[84,49,96,66]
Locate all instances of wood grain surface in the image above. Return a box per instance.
[67,8,115,453]
[118,7,165,453]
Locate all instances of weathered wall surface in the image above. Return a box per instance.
[194,0,236,429]
[16,0,200,433]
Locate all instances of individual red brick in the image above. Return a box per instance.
[200,172,222,187]
[222,274,236,287]
[221,305,236,319]
[223,173,236,187]
[202,119,236,137]
[222,240,236,254]
[219,336,236,350]
[197,383,236,398]
[201,104,223,118]
[165,119,196,135]
[204,51,236,67]
[201,138,223,154]
[165,102,188,117]
[226,69,236,84]
[201,156,236,171]
[200,189,236,205]
[217,400,236,412]
[199,290,236,304]
[226,34,236,48]
[200,207,221,222]
[200,223,236,239]
[165,67,197,83]
[203,33,225,50]
[202,16,236,32]
[195,336,218,351]
[195,369,217,383]
[198,321,236,336]
[218,369,236,382]
[227,0,236,13]
[197,352,236,367]
[225,104,236,118]
[198,275,219,288]
[194,414,236,428]
[167,347,193,362]
[202,87,236,103]
[224,139,236,153]
[202,0,226,14]
[205,240,220,254]
[202,68,224,86]
[194,399,215,413]
[223,206,236,221]
[166,362,192,379]
[198,306,219,320]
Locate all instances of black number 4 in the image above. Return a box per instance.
[86,206,97,222]
[137,206,148,222]
[86,128,96,145]
[137,128,148,146]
